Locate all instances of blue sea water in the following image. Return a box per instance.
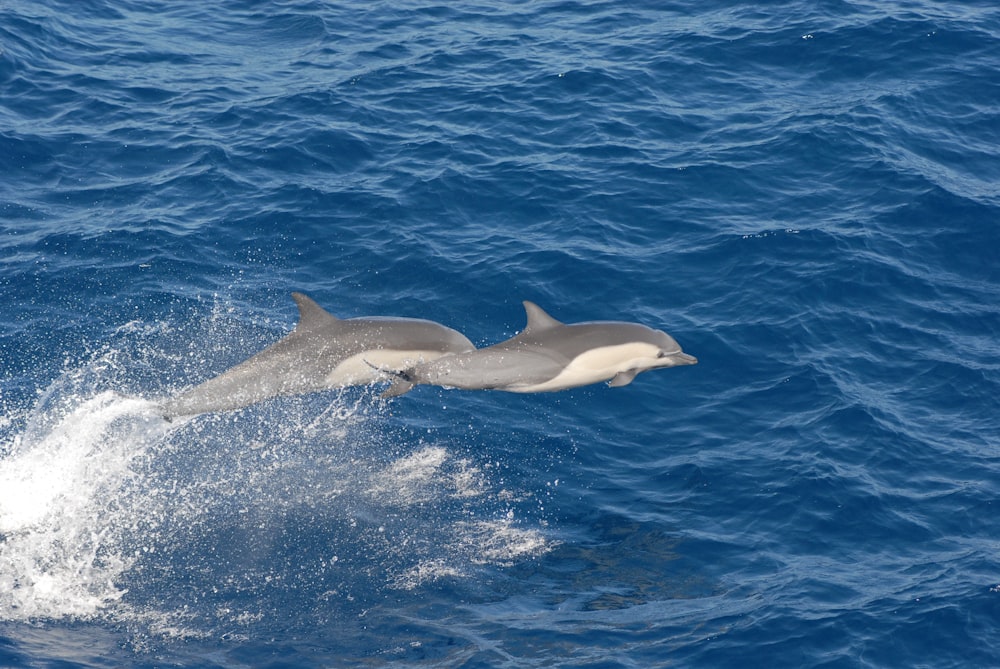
[2,0,999,666]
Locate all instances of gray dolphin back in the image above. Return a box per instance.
[161,293,474,417]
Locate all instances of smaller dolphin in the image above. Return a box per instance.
[161,293,475,417]
[382,301,696,397]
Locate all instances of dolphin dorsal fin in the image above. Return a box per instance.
[291,292,339,330]
[522,301,562,333]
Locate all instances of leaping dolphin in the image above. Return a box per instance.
[382,301,697,397]
[161,292,475,417]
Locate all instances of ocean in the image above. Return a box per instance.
[2,0,999,666]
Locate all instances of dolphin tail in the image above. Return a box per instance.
[363,359,416,398]
[380,378,415,398]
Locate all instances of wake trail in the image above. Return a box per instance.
[0,345,552,636]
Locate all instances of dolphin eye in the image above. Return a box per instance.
[657,351,667,358]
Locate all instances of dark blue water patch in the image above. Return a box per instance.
[0,622,133,669]
[0,131,63,190]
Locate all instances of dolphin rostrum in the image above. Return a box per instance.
[382,301,697,397]
[161,292,475,417]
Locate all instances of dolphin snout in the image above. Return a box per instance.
[671,352,698,366]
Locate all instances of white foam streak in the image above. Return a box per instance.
[390,515,551,590]
[365,445,487,507]
[372,448,552,590]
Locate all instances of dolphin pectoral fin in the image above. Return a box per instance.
[608,370,639,387]
[381,378,415,398]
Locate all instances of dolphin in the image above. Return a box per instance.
[382,301,697,397]
[161,292,475,417]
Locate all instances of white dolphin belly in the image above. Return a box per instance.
[327,349,453,386]
[507,343,661,392]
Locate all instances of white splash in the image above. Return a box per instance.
[368,445,486,505]
[0,338,556,628]
[0,391,166,621]
[371,447,553,590]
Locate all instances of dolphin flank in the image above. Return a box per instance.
[382,301,696,397]
[161,292,475,417]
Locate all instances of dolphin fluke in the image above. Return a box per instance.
[381,377,416,398]
[363,359,417,398]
